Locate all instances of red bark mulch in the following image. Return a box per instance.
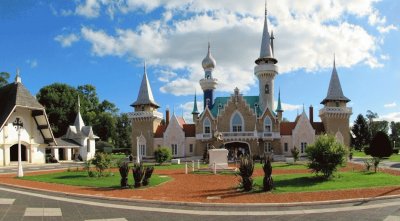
[1,162,399,204]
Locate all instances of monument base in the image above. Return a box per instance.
[208,149,229,169]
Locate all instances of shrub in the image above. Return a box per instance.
[291,146,300,163]
[154,147,172,165]
[306,134,347,179]
[119,162,130,188]
[262,155,273,192]
[91,152,112,176]
[237,155,254,192]
[372,157,381,173]
[132,163,145,188]
[369,131,392,158]
[363,159,371,171]
[142,166,154,186]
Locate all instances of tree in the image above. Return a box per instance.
[113,113,132,149]
[390,121,400,147]
[369,131,393,158]
[306,135,347,179]
[0,72,10,87]
[94,112,116,142]
[370,121,389,136]
[36,83,80,137]
[91,152,112,177]
[154,147,172,165]
[351,114,370,151]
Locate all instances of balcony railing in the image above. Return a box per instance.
[319,107,352,115]
[195,131,281,140]
[128,111,163,119]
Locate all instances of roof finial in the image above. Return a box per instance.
[77,94,81,112]
[333,53,336,68]
[15,68,21,83]
[265,0,267,18]
[144,60,147,74]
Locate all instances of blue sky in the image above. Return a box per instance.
[0,0,399,124]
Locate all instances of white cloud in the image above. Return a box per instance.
[62,0,393,96]
[26,59,38,68]
[384,102,397,108]
[377,24,398,33]
[179,100,204,123]
[75,0,101,18]
[378,112,400,122]
[54,34,79,47]
[274,101,302,112]
[157,70,177,83]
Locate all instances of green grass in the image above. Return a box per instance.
[253,171,400,193]
[252,162,308,170]
[352,151,400,162]
[20,171,171,189]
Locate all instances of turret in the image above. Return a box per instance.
[319,56,352,146]
[199,42,218,109]
[254,2,279,112]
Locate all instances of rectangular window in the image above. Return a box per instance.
[205,126,210,134]
[171,144,178,156]
[265,125,271,132]
[87,140,90,153]
[264,142,272,153]
[284,143,288,152]
[301,142,307,153]
[233,125,242,132]
[189,144,193,153]
[139,145,146,156]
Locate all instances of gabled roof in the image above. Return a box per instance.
[280,121,326,136]
[54,138,80,148]
[0,81,56,145]
[209,96,263,118]
[321,58,350,104]
[154,124,166,138]
[131,62,160,108]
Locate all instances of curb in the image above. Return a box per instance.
[1,182,400,208]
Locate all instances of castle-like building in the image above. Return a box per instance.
[130,6,352,160]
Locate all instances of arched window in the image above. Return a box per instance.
[264,117,272,132]
[203,118,211,134]
[231,112,243,132]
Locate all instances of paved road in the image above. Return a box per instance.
[0,185,399,221]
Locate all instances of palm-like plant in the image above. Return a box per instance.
[262,155,273,191]
[132,163,145,188]
[119,162,129,188]
[142,166,154,186]
[237,155,254,191]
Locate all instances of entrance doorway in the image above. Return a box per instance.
[59,148,65,160]
[10,144,27,161]
[224,142,250,160]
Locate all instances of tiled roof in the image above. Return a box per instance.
[280,122,296,135]
[131,64,159,108]
[154,124,166,138]
[183,124,195,137]
[176,116,186,127]
[312,122,326,134]
[54,138,80,147]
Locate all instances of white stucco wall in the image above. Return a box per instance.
[292,113,315,156]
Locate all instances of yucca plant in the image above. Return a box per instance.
[237,155,254,191]
[262,155,273,192]
[132,163,145,188]
[142,166,154,186]
[119,162,130,188]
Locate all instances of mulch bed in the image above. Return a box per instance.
[1,162,399,204]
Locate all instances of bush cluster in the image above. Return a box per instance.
[154,147,172,165]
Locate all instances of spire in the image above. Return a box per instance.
[321,56,350,104]
[270,30,275,56]
[255,0,277,65]
[131,61,160,108]
[15,68,21,83]
[192,91,199,115]
[74,95,85,130]
[275,88,283,112]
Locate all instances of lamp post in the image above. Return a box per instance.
[13,117,24,177]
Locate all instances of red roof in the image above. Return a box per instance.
[312,122,325,134]
[177,117,186,127]
[154,125,166,138]
[280,122,296,135]
[183,124,195,137]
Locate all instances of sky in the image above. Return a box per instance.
[0,0,399,124]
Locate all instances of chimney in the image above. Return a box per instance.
[309,105,314,124]
[165,108,170,125]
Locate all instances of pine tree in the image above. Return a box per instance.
[351,114,370,151]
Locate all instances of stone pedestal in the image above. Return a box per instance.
[208,149,229,169]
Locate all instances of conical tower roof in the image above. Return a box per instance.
[74,95,85,130]
[255,1,277,65]
[321,57,350,104]
[276,89,283,112]
[131,62,160,108]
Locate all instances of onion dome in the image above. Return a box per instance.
[202,42,216,70]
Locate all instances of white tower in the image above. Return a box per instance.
[199,42,218,109]
[254,3,278,112]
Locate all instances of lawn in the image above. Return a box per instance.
[21,171,171,189]
[253,171,400,193]
[352,151,400,162]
